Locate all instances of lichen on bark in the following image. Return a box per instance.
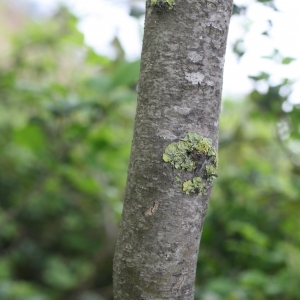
[163,132,218,196]
[151,0,175,10]
[182,177,205,195]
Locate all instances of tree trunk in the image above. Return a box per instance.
[113,0,233,299]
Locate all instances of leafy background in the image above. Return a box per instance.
[0,1,300,299]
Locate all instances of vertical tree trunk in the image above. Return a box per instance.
[113,0,233,299]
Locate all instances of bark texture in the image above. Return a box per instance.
[113,0,233,299]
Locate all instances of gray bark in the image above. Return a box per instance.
[113,0,233,299]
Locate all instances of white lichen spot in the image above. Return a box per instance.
[188,51,203,63]
[219,56,225,68]
[169,44,179,52]
[157,130,177,140]
[206,80,214,86]
[214,121,218,127]
[174,106,191,115]
[185,72,204,85]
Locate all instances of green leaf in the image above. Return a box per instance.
[248,72,270,81]
[111,61,140,87]
[13,124,47,154]
[282,57,296,65]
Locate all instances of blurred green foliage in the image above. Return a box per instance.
[196,96,300,299]
[0,5,138,300]
[1,2,300,300]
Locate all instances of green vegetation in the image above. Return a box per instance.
[163,132,218,195]
[1,2,300,300]
[150,0,175,10]
[0,5,137,300]
[182,177,205,195]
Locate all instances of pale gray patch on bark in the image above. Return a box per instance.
[157,129,178,140]
[185,72,205,85]
[173,106,191,115]
[188,51,203,63]
[206,80,215,86]
[113,0,233,299]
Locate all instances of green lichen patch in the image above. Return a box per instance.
[182,177,205,196]
[151,0,175,10]
[175,175,181,183]
[163,132,218,196]
[205,164,218,182]
[206,1,217,10]
[182,131,202,149]
[162,132,217,173]
[197,138,214,156]
[163,142,195,171]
